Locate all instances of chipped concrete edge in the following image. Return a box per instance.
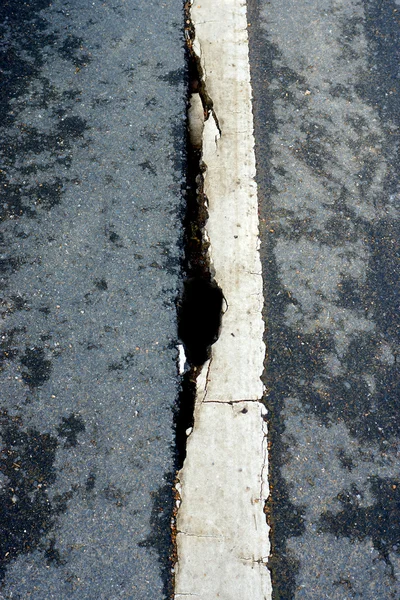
[174,1,271,598]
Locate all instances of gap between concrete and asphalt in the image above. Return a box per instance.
[174,1,272,598]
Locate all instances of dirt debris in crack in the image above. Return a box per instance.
[185,3,221,134]
[174,369,197,469]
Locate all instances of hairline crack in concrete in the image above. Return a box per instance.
[174,0,272,598]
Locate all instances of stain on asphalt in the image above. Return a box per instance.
[56,414,85,448]
[93,278,108,291]
[0,1,55,123]
[20,347,52,388]
[56,116,88,140]
[102,484,131,508]
[0,0,90,222]
[44,538,65,567]
[108,351,138,372]
[320,477,400,570]
[139,160,157,176]
[139,477,175,600]
[85,473,96,492]
[30,180,64,211]
[58,35,92,69]
[158,67,186,87]
[0,255,26,277]
[0,413,71,581]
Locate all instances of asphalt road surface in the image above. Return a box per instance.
[0,1,185,598]
[2,0,400,598]
[248,0,400,597]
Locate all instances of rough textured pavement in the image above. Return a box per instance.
[0,1,185,598]
[248,0,400,597]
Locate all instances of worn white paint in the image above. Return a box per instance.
[174,0,271,598]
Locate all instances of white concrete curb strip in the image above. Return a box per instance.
[175,0,272,598]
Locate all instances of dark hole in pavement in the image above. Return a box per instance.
[178,277,223,367]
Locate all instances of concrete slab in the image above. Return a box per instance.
[174,1,271,598]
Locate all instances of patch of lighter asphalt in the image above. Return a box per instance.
[174,1,271,599]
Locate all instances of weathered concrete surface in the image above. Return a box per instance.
[248,0,400,597]
[0,0,185,597]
